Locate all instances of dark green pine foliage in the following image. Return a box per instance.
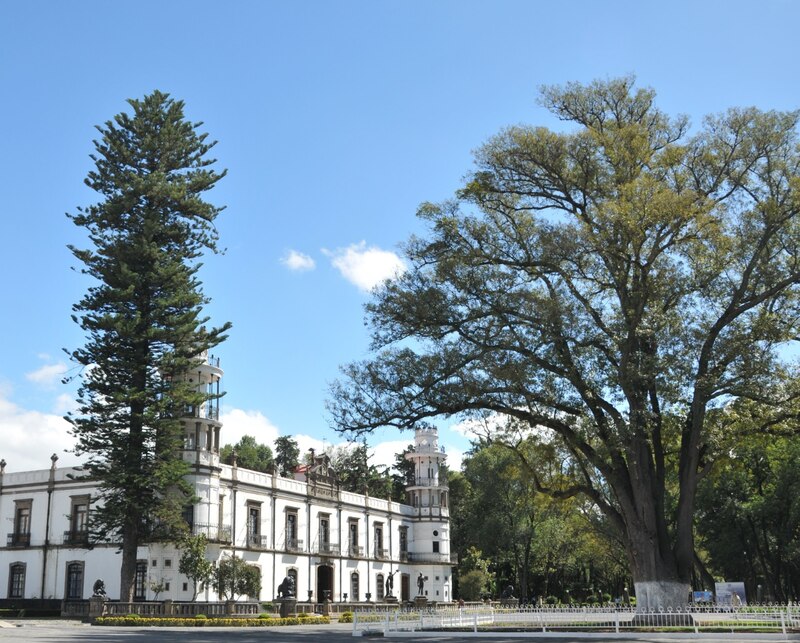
[66,91,231,602]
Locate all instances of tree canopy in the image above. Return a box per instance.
[66,90,230,601]
[330,77,800,607]
[221,434,274,473]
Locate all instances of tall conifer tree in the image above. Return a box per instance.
[67,91,230,601]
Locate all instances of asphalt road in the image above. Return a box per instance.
[2,621,799,643]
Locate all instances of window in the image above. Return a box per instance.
[12,500,32,546]
[247,503,261,547]
[285,510,298,550]
[134,561,148,600]
[287,568,298,596]
[8,563,25,598]
[164,559,172,568]
[373,523,384,556]
[318,514,331,553]
[399,527,408,554]
[350,572,359,602]
[70,497,89,535]
[65,562,84,600]
[348,519,359,555]
[433,541,440,553]
[182,504,194,530]
[183,582,188,592]
[152,559,158,567]
[376,574,385,601]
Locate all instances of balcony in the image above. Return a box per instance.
[7,532,31,547]
[285,538,304,553]
[193,523,232,544]
[63,530,90,547]
[399,551,409,562]
[348,544,364,557]
[313,542,340,556]
[406,552,458,564]
[247,534,270,550]
[375,548,390,560]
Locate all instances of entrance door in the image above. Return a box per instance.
[316,564,334,602]
[401,574,410,602]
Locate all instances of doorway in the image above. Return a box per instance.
[316,564,334,602]
[401,573,410,602]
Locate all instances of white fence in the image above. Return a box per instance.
[352,604,800,637]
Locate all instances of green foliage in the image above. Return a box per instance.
[338,612,354,623]
[66,90,230,600]
[458,569,492,601]
[212,555,262,600]
[327,441,394,497]
[178,534,214,601]
[220,435,274,473]
[275,436,300,477]
[330,76,800,599]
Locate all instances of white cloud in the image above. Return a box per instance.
[281,249,316,272]
[219,408,282,448]
[25,362,68,388]
[324,241,406,291]
[0,392,81,473]
[54,393,78,415]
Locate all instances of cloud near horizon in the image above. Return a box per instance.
[324,241,406,291]
[25,361,68,388]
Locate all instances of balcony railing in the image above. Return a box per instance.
[313,542,341,556]
[63,530,90,546]
[193,523,232,544]
[375,548,390,560]
[348,544,364,557]
[285,538,304,553]
[247,534,269,550]
[7,532,31,547]
[408,478,449,488]
[399,551,409,562]
[405,552,458,564]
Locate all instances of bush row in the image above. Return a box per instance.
[94,614,331,627]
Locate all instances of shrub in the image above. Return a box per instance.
[261,602,275,612]
[258,613,272,619]
[297,611,311,618]
[194,614,207,620]
[339,611,353,623]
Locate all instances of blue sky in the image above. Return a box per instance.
[2,0,799,473]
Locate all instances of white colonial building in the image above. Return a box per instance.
[0,354,455,604]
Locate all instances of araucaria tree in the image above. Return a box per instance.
[67,91,230,602]
[330,77,800,607]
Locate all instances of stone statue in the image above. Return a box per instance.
[417,572,425,595]
[385,570,397,597]
[501,584,515,599]
[92,579,106,597]
[276,575,295,598]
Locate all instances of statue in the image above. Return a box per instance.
[276,575,295,599]
[417,572,426,595]
[501,584,515,599]
[92,579,106,597]
[385,570,397,597]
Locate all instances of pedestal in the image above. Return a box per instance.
[88,596,107,620]
[322,598,331,617]
[414,596,428,609]
[279,598,297,619]
[385,595,399,604]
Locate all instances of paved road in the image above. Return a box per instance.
[2,621,798,643]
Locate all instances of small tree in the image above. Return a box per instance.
[220,435,274,473]
[213,555,261,601]
[178,534,214,601]
[274,436,300,477]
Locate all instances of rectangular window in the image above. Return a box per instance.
[285,509,299,551]
[70,497,89,534]
[348,519,360,556]
[376,574,385,601]
[433,541,440,553]
[164,559,172,568]
[318,514,331,553]
[248,503,263,548]
[12,500,32,546]
[8,563,25,598]
[399,526,408,553]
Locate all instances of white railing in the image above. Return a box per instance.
[352,604,800,636]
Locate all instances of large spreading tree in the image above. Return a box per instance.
[330,77,800,607]
[67,91,230,601]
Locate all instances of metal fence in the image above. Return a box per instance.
[352,604,800,636]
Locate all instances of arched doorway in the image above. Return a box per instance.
[316,564,333,602]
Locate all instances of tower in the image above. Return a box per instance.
[405,427,453,599]
[178,351,224,540]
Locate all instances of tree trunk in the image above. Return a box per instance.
[119,518,139,602]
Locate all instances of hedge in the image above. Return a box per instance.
[94,615,331,627]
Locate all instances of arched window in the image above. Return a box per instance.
[350,572,359,602]
[376,574,385,601]
[8,563,25,598]
[287,568,298,596]
[65,562,84,599]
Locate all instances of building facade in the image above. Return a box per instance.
[0,355,455,604]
